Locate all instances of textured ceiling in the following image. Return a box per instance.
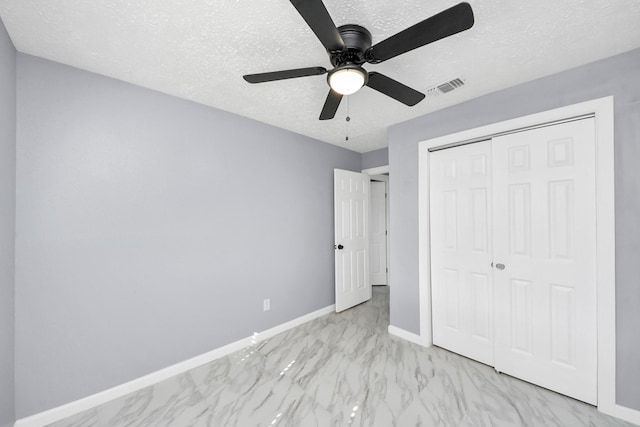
[1,0,639,153]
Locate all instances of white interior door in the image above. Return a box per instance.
[430,141,494,366]
[334,169,371,312]
[370,180,388,285]
[492,118,597,404]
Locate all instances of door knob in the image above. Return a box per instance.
[336,244,344,250]
[496,263,505,270]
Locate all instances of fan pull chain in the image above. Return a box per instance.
[345,96,350,141]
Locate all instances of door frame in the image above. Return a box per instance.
[418,97,617,416]
[363,165,390,286]
[369,175,389,285]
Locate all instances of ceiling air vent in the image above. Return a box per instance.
[426,77,465,97]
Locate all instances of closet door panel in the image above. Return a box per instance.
[430,141,494,366]
[492,118,597,405]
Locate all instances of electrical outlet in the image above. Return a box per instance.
[263,299,270,311]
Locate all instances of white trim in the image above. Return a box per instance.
[418,149,433,346]
[607,404,640,425]
[417,97,619,417]
[388,325,429,346]
[14,305,335,427]
[362,165,389,175]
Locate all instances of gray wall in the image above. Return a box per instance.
[0,17,16,427]
[15,54,361,417]
[361,147,388,170]
[388,47,640,410]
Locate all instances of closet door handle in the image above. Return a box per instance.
[496,263,505,270]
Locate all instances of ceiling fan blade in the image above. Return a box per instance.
[290,0,345,52]
[365,72,425,106]
[319,89,343,120]
[243,67,327,83]
[366,2,474,63]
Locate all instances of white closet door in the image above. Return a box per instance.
[492,118,597,404]
[430,140,494,366]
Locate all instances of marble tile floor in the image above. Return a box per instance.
[49,286,635,427]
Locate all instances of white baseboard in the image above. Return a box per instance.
[600,403,640,426]
[14,304,335,427]
[388,325,430,347]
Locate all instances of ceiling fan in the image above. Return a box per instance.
[243,0,474,120]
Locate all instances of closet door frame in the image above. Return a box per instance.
[418,97,615,416]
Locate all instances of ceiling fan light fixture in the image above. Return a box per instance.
[328,65,367,95]
[242,1,474,120]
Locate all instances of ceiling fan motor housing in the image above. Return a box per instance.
[329,24,372,67]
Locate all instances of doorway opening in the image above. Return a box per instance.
[363,165,390,287]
